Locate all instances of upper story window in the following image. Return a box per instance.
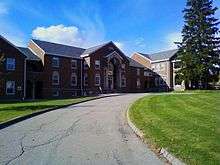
[52,57,59,68]
[136,78,141,88]
[137,68,140,76]
[160,63,165,70]
[6,81,15,95]
[122,64,125,69]
[71,73,77,86]
[6,58,15,71]
[84,61,89,69]
[121,75,126,87]
[95,74,100,86]
[52,71,59,85]
[95,60,100,69]
[84,73,88,86]
[71,59,77,69]
[144,71,149,77]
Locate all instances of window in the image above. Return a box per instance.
[84,73,88,86]
[71,60,77,69]
[6,58,15,71]
[71,73,77,86]
[137,68,140,76]
[122,64,125,69]
[95,74,100,86]
[151,64,155,70]
[95,60,100,69]
[121,75,126,87]
[6,81,15,95]
[52,71,59,85]
[84,61,89,69]
[136,78,141,88]
[52,57,59,67]
[160,63,165,70]
[52,89,59,97]
[144,71,149,77]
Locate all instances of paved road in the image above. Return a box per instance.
[0,94,163,165]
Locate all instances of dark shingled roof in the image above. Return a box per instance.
[139,49,178,61]
[18,47,41,61]
[32,39,85,59]
[127,56,145,68]
[82,42,110,55]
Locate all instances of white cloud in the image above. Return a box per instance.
[114,42,124,50]
[32,24,84,47]
[0,2,8,15]
[165,32,182,49]
[134,37,146,48]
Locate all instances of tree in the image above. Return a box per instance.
[176,0,220,89]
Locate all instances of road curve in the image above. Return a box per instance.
[0,94,163,165]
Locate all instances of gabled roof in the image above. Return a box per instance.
[150,49,178,61]
[0,35,26,58]
[82,42,110,55]
[127,56,145,68]
[32,39,86,59]
[17,47,41,61]
[138,49,178,61]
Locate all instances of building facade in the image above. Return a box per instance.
[131,50,184,91]
[0,35,154,100]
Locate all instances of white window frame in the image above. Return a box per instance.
[52,71,60,85]
[95,74,100,86]
[6,58,15,71]
[52,57,59,68]
[6,81,15,95]
[71,59,77,69]
[122,64,125,69]
[84,73,88,86]
[136,78,141,88]
[95,60,100,69]
[84,61,89,69]
[144,71,149,77]
[71,73,77,86]
[137,68,140,76]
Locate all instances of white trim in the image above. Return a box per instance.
[151,59,169,63]
[95,73,101,86]
[71,73,77,86]
[6,81,15,95]
[30,40,46,54]
[71,59,77,69]
[52,71,60,85]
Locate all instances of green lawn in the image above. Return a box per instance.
[0,97,94,123]
[129,91,220,165]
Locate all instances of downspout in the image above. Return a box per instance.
[23,58,27,100]
[80,60,83,96]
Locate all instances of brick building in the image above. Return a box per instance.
[0,35,155,100]
[131,50,184,91]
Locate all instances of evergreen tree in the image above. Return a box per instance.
[176,0,220,89]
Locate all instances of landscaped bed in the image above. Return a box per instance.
[0,97,94,123]
[129,91,220,165]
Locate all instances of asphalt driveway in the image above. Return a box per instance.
[0,94,163,165]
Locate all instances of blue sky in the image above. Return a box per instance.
[0,0,219,56]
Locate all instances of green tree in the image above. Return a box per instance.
[176,0,220,89]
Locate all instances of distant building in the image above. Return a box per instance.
[131,50,184,91]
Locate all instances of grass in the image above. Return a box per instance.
[0,97,95,123]
[129,91,220,165]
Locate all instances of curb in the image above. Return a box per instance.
[126,105,185,165]
[0,94,121,130]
